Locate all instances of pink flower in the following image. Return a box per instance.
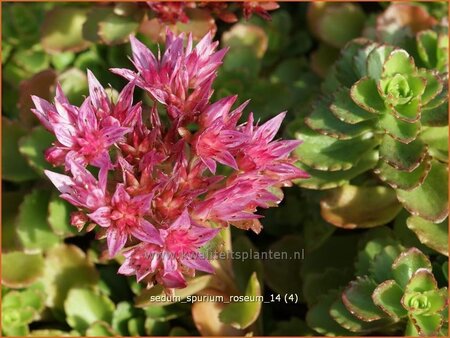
[192,173,279,231]
[111,32,227,122]
[236,112,308,182]
[32,71,138,168]
[88,184,162,257]
[44,156,108,210]
[147,1,193,24]
[242,1,280,20]
[118,210,218,288]
[35,29,307,291]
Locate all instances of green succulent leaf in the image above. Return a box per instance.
[352,42,377,78]
[377,113,421,144]
[2,118,39,182]
[421,101,448,127]
[403,269,438,294]
[41,7,91,53]
[342,276,387,321]
[57,68,88,106]
[407,216,448,256]
[41,244,99,311]
[293,121,378,171]
[409,313,444,336]
[85,321,116,337]
[13,48,49,74]
[295,150,379,190]
[391,248,432,289]
[111,302,134,335]
[144,317,170,336]
[366,45,396,80]
[390,97,422,123]
[393,211,432,254]
[330,293,392,333]
[351,77,387,114]
[419,70,443,106]
[306,98,374,140]
[219,273,262,330]
[369,245,403,283]
[354,235,399,276]
[51,51,75,71]
[320,185,402,229]
[372,279,407,320]
[379,135,427,172]
[16,189,59,252]
[416,30,448,72]
[97,11,142,45]
[382,50,416,77]
[222,23,268,60]
[374,155,431,190]
[2,252,44,288]
[3,324,30,337]
[331,88,377,124]
[397,160,448,223]
[420,126,448,163]
[316,3,366,49]
[334,38,369,86]
[127,317,145,336]
[65,288,115,332]
[417,30,439,69]
[18,126,55,175]
[2,289,45,315]
[306,290,355,336]
[47,193,78,238]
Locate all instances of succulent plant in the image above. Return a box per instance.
[307,238,448,336]
[1,287,46,336]
[291,28,448,247]
[414,28,448,73]
[372,248,448,336]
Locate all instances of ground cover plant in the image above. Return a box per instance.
[2,1,448,337]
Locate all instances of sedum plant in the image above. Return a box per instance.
[290,26,448,250]
[30,30,306,291]
[306,234,448,336]
[372,248,448,336]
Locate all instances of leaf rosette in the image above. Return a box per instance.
[292,30,448,233]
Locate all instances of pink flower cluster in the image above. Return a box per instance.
[32,30,307,290]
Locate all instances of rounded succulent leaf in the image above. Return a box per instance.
[397,160,448,223]
[306,290,355,336]
[2,252,44,288]
[372,279,407,320]
[320,185,402,229]
[407,216,448,256]
[65,288,115,332]
[342,276,387,322]
[409,313,444,336]
[391,248,432,289]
